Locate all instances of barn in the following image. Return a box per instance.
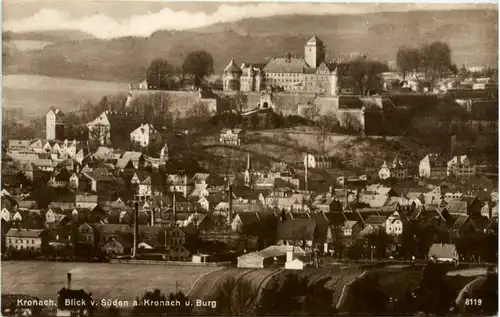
[237,245,306,268]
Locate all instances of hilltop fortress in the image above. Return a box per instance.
[222,36,339,96]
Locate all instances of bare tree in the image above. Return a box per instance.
[233,91,248,113]
[316,111,340,155]
[397,47,421,80]
[341,112,363,135]
[215,277,255,316]
[89,124,109,145]
[187,101,210,119]
[303,102,320,122]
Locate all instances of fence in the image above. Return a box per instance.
[109,259,232,266]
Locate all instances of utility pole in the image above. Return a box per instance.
[133,202,139,259]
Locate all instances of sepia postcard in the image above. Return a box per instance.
[1,1,498,316]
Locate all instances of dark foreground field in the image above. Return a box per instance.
[2,261,218,302]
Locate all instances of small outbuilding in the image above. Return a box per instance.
[237,245,306,268]
[428,243,459,265]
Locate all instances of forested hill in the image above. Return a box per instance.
[3,9,497,82]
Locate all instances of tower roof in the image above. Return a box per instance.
[224,58,242,74]
[306,35,323,45]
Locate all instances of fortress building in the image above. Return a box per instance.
[223,36,340,96]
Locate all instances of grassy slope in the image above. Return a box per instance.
[4,10,497,82]
[3,74,129,120]
[2,261,217,302]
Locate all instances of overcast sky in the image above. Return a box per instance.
[3,1,497,39]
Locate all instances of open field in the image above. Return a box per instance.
[447,267,489,277]
[3,74,129,120]
[2,261,218,302]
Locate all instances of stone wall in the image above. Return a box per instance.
[129,90,202,116]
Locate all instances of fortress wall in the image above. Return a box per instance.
[128,90,364,128]
[129,90,201,116]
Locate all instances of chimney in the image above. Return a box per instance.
[228,185,233,224]
[173,193,176,222]
[133,202,139,258]
[305,152,308,192]
[67,273,72,289]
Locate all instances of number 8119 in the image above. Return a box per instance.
[465,298,482,306]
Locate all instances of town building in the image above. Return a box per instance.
[129,79,149,90]
[304,154,335,169]
[87,110,138,145]
[419,154,448,179]
[223,36,339,96]
[219,128,244,146]
[5,228,45,251]
[447,155,475,178]
[129,123,157,147]
[46,108,65,141]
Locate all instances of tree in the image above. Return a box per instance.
[303,102,320,123]
[349,273,390,315]
[182,51,214,88]
[315,111,339,154]
[349,57,389,96]
[414,263,455,315]
[187,101,210,119]
[397,47,421,79]
[214,277,255,316]
[420,41,453,81]
[88,124,109,146]
[341,112,363,135]
[146,58,174,90]
[233,91,248,113]
[347,240,364,260]
[258,274,336,315]
[458,64,470,81]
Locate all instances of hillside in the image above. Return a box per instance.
[4,9,497,82]
[2,30,95,42]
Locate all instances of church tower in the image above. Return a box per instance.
[304,35,326,68]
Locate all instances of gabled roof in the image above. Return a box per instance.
[343,220,359,229]
[111,235,134,249]
[447,199,468,215]
[277,219,316,241]
[235,212,260,227]
[452,214,470,230]
[263,57,310,74]
[324,212,348,226]
[365,215,388,225]
[232,203,264,213]
[6,228,44,238]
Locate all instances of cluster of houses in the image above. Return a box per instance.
[374,154,477,180]
[2,134,497,264]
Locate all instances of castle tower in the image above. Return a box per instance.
[255,69,264,92]
[304,35,326,68]
[247,66,256,92]
[46,108,65,141]
[223,58,243,91]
